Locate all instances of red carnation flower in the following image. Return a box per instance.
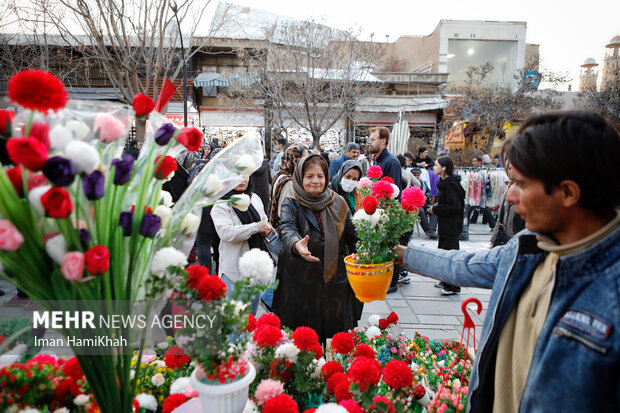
[340,400,363,413]
[55,377,80,401]
[413,383,426,399]
[253,325,283,347]
[186,265,209,290]
[262,393,299,413]
[382,360,413,389]
[321,360,344,381]
[334,377,354,402]
[245,313,257,332]
[84,245,110,275]
[0,109,14,136]
[326,372,348,395]
[24,121,50,149]
[7,166,23,196]
[196,275,227,301]
[164,346,191,369]
[257,313,281,330]
[387,312,399,325]
[347,356,382,392]
[28,174,48,190]
[303,409,317,413]
[378,318,389,330]
[269,358,293,383]
[132,93,155,116]
[370,396,394,413]
[291,326,319,351]
[332,332,355,355]
[133,399,140,412]
[310,342,323,359]
[154,155,178,180]
[29,354,57,366]
[366,165,382,179]
[176,127,202,152]
[6,137,48,171]
[379,176,394,184]
[62,357,83,379]
[41,187,73,219]
[401,187,426,213]
[7,70,67,113]
[353,344,375,359]
[162,393,188,413]
[371,180,394,199]
[362,195,378,215]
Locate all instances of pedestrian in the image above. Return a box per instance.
[269,144,308,229]
[426,156,465,295]
[271,136,289,172]
[328,142,361,178]
[396,111,620,412]
[403,151,416,171]
[412,167,438,239]
[416,147,434,169]
[273,154,359,343]
[250,157,272,214]
[397,154,420,189]
[330,160,363,214]
[123,139,141,160]
[211,177,273,315]
[490,160,525,248]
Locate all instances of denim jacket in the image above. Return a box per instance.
[403,225,620,412]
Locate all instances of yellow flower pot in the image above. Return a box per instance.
[344,254,394,302]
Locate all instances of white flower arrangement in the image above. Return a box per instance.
[368,314,381,326]
[52,408,70,413]
[238,248,274,284]
[159,190,173,207]
[390,183,400,198]
[65,140,100,175]
[65,119,90,140]
[242,399,259,413]
[28,185,51,215]
[234,154,257,175]
[230,193,251,212]
[316,403,348,413]
[202,174,223,197]
[170,376,191,394]
[154,205,172,229]
[49,124,72,151]
[180,213,200,236]
[311,357,326,379]
[45,234,67,265]
[73,394,90,406]
[275,342,300,363]
[151,372,165,387]
[151,247,187,278]
[135,393,158,411]
[366,326,382,339]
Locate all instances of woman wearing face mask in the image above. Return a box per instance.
[273,155,359,343]
[330,160,363,214]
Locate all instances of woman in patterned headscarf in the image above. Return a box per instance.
[269,144,308,228]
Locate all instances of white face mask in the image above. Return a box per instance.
[340,178,358,193]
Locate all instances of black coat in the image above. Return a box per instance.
[249,158,272,214]
[273,197,360,343]
[433,175,465,238]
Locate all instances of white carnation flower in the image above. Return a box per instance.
[352,209,371,226]
[368,314,381,326]
[242,399,259,413]
[151,247,187,278]
[366,326,382,339]
[160,190,173,207]
[230,193,251,212]
[65,120,90,140]
[18,409,41,413]
[45,234,67,264]
[316,403,348,413]
[154,205,173,229]
[238,249,274,284]
[135,393,158,411]
[234,154,257,175]
[73,394,90,406]
[390,183,400,198]
[65,140,100,175]
[49,125,73,151]
[311,357,326,379]
[152,360,166,368]
[180,213,200,236]
[28,185,51,215]
[53,408,70,413]
[369,209,387,228]
[275,342,300,363]
[151,373,165,387]
[157,341,169,350]
[170,376,191,394]
[202,174,223,197]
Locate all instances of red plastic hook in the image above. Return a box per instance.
[461,297,482,329]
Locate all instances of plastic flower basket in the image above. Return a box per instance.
[344,254,394,302]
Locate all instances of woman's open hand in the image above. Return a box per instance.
[294,235,320,262]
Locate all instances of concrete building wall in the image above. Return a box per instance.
[525,43,540,68]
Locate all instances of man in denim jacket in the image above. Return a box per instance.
[396,111,620,412]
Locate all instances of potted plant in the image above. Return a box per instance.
[346,166,426,302]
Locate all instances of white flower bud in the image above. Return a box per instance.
[65,140,100,175]
[180,213,200,236]
[233,154,256,175]
[45,234,67,264]
[230,193,251,212]
[202,174,223,197]
[65,120,90,141]
[49,125,73,151]
[154,205,173,229]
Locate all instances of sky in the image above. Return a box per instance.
[219,0,620,91]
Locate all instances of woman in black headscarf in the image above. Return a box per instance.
[269,144,308,229]
[273,154,360,343]
[329,160,363,215]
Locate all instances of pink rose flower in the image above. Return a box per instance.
[94,114,127,143]
[60,251,85,281]
[0,219,24,251]
[357,177,372,189]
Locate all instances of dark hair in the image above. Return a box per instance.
[303,154,329,189]
[437,156,455,176]
[418,147,428,154]
[397,154,407,168]
[276,137,288,146]
[504,110,620,217]
[129,139,140,147]
[345,142,360,152]
[403,151,415,161]
[473,156,482,163]
[369,126,391,145]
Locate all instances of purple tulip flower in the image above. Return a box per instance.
[119,211,133,236]
[111,154,134,185]
[154,123,176,145]
[42,156,76,187]
[82,170,105,200]
[139,213,161,238]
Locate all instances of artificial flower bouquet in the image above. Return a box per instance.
[0,69,264,413]
[352,166,425,264]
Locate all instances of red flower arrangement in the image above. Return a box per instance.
[154,155,178,179]
[186,265,210,290]
[310,342,323,359]
[195,275,227,301]
[84,245,110,275]
[27,121,51,149]
[41,187,73,219]
[291,326,319,351]
[334,377,354,402]
[326,372,348,395]
[132,93,155,116]
[269,358,293,383]
[7,70,68,113]
[353,343,375,359]
[340,399,364,413]
[6,137,49,171]
[332,332,355,355]
[387,312,399,325]
[378,319,389,330]
[382,360,413,390]
[366,165,382,179]
[321,360,344,381]
[401,186,426,213]
[347,356,382,392]
[176,127,202,152]
[371,181,394,199]
[164,346,191,369]
[379,176,394,184]
[7,166,23,196]
[162,393,189,413]
[245,313,257,332]
[362,195,378,215]
[0,109,14,136]
[262,393,299,413]
[369,396,394,413]
[257,313,281,330]
[253,325,283,348]
[62,357,83,379]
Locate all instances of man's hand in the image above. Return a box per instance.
[294,235,320,262]
[394,245,407,266]
[257,221,272,236]
[427,206,433,214]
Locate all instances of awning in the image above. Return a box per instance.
[193,72,259,87]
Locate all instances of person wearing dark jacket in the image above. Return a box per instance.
[250,157,272,214]
[273,154,360,343]
[427,156,465,295]
[329,160,363,215]
[123,139,141,160]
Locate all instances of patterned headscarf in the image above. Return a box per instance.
[269,144,304,227]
